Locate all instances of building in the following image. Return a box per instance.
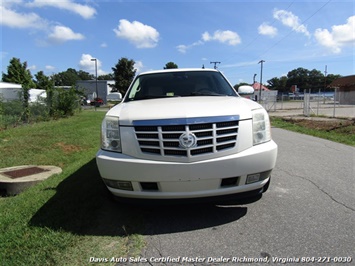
[1,83,47,103]
[251,82,277,102]
[76,80,115,103]
[29,89,46,103]
[329,75,355,105]
[0,82,22,101]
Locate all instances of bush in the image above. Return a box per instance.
[47,87,81,119]
[0,100,24,129]
[0,87,81,129]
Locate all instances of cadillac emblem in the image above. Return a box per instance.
[179,133,197,149]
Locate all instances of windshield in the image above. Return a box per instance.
[125,71,238,101]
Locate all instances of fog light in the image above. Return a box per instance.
[246,173,261,184]
[103,179,133,191]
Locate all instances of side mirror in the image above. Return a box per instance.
[107,92,122,102]
[238,85,254,95]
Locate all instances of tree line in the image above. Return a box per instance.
[236,68,341,94]
[0,58,178,124]
[2,57,341,96]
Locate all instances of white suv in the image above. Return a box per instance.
[96,68,277,202]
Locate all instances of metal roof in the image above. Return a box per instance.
[329,75,355,88]
[0,82,22,89]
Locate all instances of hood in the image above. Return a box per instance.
[106,96,262,126]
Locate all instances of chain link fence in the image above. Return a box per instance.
[259,91,354,118]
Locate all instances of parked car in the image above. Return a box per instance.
[90,97,104,106]
[96,68,278,202]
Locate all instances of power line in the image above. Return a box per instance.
[221,0,332,78]
[257,0,332,59]
[221,1,295,66]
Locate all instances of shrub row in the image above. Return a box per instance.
[0,87,81,130]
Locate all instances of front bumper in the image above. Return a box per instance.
[96,140,278,199]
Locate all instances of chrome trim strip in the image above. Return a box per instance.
[133,115,240,126]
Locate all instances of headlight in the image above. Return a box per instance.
[101,116,121,152]
[252,108,271,145]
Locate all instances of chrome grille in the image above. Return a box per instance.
[133,116,239,157]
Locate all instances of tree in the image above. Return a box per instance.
[2,57,35,88]
[324,74,342,91]
[267,76,288,93]
[51,68,93,86]
[286,67,326,93]
[286,67,310,92]
[34,71,56,116]
[2,57,35,121]
[77,70,94,81]
[233,82,249,91]
[98,73,114,80]
[266,68,342,93]
[164,62,178,69]
[35,71,54,91]
[112,57,136,95]
[308,69,324,92]
[52,68,80,86]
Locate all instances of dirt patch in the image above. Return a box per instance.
[281,117,355,133]
[55,142,82,154]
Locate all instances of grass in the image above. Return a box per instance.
[0,110,145,266]
[270,116,355,146]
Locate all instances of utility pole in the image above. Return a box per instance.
[91,58,98,110]
[324,65,327,90]
[258,60,265,103]
[210,61,221,69]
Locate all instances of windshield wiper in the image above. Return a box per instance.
[129,95,181,101]
[189,91,225,96]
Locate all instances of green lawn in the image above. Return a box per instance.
[271,116,355,146]
[0,110,144,266]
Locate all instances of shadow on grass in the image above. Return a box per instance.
[30,159,259,236]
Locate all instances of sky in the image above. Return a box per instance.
[1,0,354,86]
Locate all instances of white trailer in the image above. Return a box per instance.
[0,82,22,101]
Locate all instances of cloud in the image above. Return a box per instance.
[314,16,355,53]
[1,2,85,46]
[113,19,159,48]
[176,40,204,54]
[1,51,8,60]
[0,4,48,29]
[28,65,36,71]
[176,30,241,54]
[258,22,278,37]
[134,61,144,73]
[176,44,189,54]
[177,30,240,54]
[27,0,96,19]
[45,65,56,71]
[202,30,241,45]
[48,25,85,44]
[273,9,310,37]
[79,54,105,76]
